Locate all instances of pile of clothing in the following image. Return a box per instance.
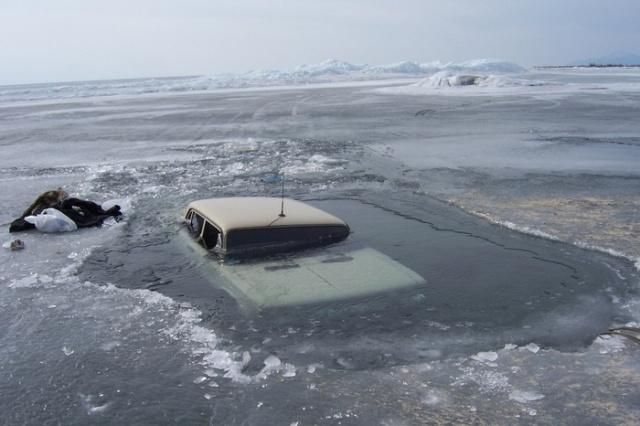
[9,188,123,233]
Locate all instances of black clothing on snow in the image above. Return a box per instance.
[9,191,122,233]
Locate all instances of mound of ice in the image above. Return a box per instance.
[368,59,525,75]
[367,60,425,74]
[295,59,365,76]
[415,71,545,89]
[443,58,525,73]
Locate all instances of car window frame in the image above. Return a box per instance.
[186,209,224,250]
[225,224,349,251]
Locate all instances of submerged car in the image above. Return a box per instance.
[185,197,351,257]
[181,197,426,311]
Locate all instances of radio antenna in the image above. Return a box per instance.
[279,171,286,217]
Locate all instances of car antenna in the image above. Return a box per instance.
[279,171,286,217]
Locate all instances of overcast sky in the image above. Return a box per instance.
[1,0,639,85]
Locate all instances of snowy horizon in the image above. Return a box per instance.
[6,54,640,88]
[1,57,526,87]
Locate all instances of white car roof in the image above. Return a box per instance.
[186,197,348,233]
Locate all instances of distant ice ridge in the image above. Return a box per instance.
[0,58,525,102]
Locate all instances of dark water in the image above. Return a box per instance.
[81,190,636,360]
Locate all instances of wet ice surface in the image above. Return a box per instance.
[1,69,640,424]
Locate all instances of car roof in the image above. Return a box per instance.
[186,197,348,233]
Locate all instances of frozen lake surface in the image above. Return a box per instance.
[1,68,640,424]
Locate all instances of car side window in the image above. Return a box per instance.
[201,221,220,249]
[188,211,205,237]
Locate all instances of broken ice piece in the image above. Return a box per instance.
[522,343,540,353]
[509,390,545,403]
[263,355,281,369]
[193,376,208,384]
[204,369,218,377]
[241,351,251,367]
[471,351,498,362]
[282,364,296,377]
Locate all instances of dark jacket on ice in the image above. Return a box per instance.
[56,198,122,228]
[9,189,122,233]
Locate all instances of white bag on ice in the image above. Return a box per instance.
[24,208,78,233]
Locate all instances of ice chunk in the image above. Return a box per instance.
[87,403,111,415]
[204,369,218,377]
[9,274,40,288]
[99,341,121,351]
[241,351,251,367]
[80,393,111,415]
[471,351,498,363]
[522,343,540,354]
[509,390,545,403]
[263,355,281,369]
[306,363,323,374]
[282,364,296,378]
[594,335,626,354]
[193,376,208,384]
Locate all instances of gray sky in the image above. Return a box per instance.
[1,0,639,85]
